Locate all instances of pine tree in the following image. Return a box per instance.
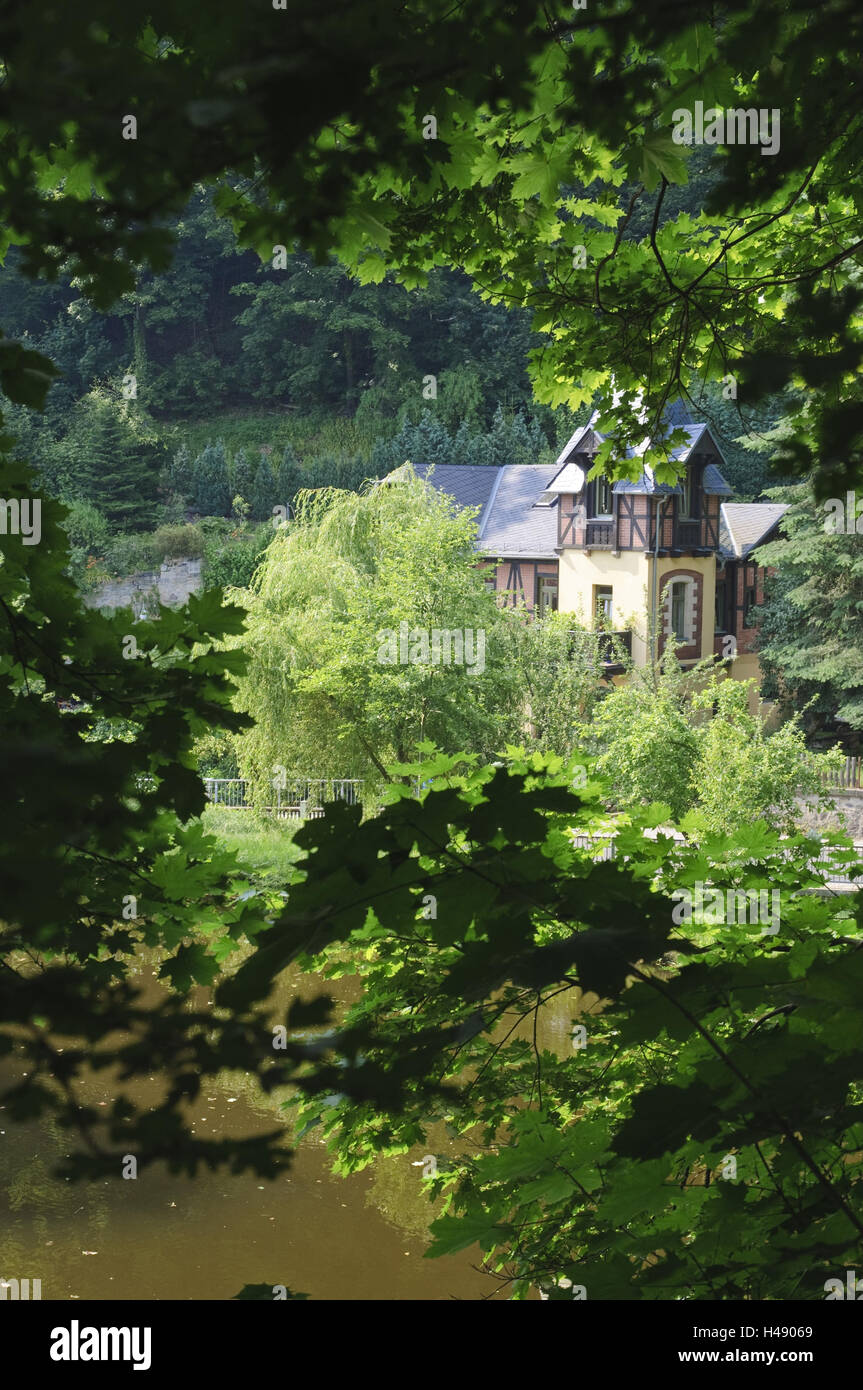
[509,410,542,464]
[306,455,340,491]
[452,420,476,465]
[335,455,369,491]
[191,440,231,516]
[232,447,255,511]
[76,397,161,530]
[167,442,192,498]
[487,403,510,466]
[414,413,452,464]
[275,444,303,518]
[250,450,277,521]
[465,431,495,466]
[370,436,398,477]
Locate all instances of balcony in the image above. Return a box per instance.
[585,519,615,548]
[597,629,632,670]
[673,519,701,549]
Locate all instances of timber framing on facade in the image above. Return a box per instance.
[404,416,787,697]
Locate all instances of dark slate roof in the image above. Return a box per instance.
[553,420,733,497]
[720,502,788,559]
[613,461,732,497]
[409,463,500,522]
[477,464,560,558]
[410,462,559,558]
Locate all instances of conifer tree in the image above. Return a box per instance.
[250,450,277,521]
[167,442,192,498]
[452,420,476,465]
[275,444,303,518]
[306,455,339,491]
[75,396,161,530]
[191,440,231,517]
[231,447,255,512]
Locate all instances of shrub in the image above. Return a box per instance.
[101,530,159,577]
[203,524,271,589]
[61,496,111,554]
[150,523,205,562]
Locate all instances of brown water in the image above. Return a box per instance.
[0,957,583,1301]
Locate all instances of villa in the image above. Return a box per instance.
[408,414,786,699]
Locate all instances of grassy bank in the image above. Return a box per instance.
[156,409,384,464]
[202,805,304,887]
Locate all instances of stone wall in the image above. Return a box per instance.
[84,558,203,614]
[797,789,863,840]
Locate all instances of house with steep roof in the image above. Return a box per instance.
[404,413,787,696]
[411,462,561,613]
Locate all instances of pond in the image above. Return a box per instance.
[0,954,581,1301]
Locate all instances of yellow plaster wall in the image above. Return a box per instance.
[558,549,651,664]
[558,550,718,664]
[558,548,771,698]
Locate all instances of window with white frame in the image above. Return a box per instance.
[665,575,697,645]
[670,581,687,639]
[594,476,613,517]
[537,575,558,612]
[593,584,613,625]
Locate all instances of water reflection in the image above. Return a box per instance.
[0,956,586,1300]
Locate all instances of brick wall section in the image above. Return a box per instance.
[733,560,767,655]
[480,558,558,610]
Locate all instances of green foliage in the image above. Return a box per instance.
[201,806,303,891]
[1,0,862,1285]
[507,611,605,759]
[756,483,863,734]
[688,677,834,834]
[150,522,205,562]
[582,659,831,833]
[369,407,551,477]
[194,729,240,779]
[59,496,110,582]
[249,451,278,523]
[202,521,271,591]
[231,447,255,510]
[581,655,701,819]
[191,439,231,517]
[275,445,302,518]
[0,428,276,1176]
[0,2,859,499]
[215,750,863,1301]
[64,389,165,530]
[232,472,523,793]
[99,529,159,578]
[686,380,800,500]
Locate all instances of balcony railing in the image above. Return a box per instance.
[585,519,614,548]
[674,519,701,548]
[596,629,632,666]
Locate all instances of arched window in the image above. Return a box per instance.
[663,573,698,645]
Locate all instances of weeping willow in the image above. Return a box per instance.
[231,470,524,804]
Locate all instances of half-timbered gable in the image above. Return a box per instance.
[547,421,733,558]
